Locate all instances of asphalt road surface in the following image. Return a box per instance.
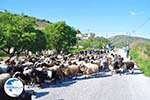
[27,49,150,100]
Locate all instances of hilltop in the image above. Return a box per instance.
[109,35,150,47]
[0,11,51,29]
[20,14,52,29]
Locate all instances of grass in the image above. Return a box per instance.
[130,45,150,76]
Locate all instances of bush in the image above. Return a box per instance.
[78,38,110,49]
[144,45,150,56]
[130,45,150,76]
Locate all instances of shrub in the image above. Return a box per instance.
[130,45,150,76]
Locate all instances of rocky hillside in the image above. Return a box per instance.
[22,14,52,29]
[36,18,52,29]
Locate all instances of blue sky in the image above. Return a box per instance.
[0,0,150,38]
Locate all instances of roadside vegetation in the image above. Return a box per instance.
[78,37,110,49]
[130,44,150,76]
[0,11,110,57]
[0,11,78,57]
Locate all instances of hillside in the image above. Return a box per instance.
[0,11,51,29]
[22,14,52,29]
[36,18,52,29]
[109,35,150,47]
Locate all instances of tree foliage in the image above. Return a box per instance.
[78,36,110,49]
[29,30,47,53]
[0,11,46,56]
[44,21,77,53]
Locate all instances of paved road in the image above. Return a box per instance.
[28,49,150,100]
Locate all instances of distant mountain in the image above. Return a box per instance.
[109,35,150,47]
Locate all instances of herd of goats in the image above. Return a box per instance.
[0,49,135,87]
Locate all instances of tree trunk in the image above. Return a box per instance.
[0,48,13,58]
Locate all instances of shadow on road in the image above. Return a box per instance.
[35,91,49,99]
[36,69,142,89]
[134,67,140,71]
[129,71,142,75]
[25,89,49,99]
[96,74,112,78]
[40,80,77,88]
[35,69,143,89]
[38,73,112,89]
[75,73,112,81]
[125,70,143,75]
[51,80,76,88]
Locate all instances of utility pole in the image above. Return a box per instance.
[88,29,90,34]
[126,32,129,45]
[87,29,90,39]
[132,30,136,42]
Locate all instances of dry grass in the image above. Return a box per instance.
[0,56,25,61]
[139,51,150,60]
[0,56,9,61]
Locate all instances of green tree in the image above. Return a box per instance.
[0,11,43,56]
[78,36,110,49]
[44,21,77,53]
[29,30,47,53]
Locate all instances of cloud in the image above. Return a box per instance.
[129,11,137,16]
[128,10,144,16]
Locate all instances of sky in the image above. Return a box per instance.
[0,0,150,38]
